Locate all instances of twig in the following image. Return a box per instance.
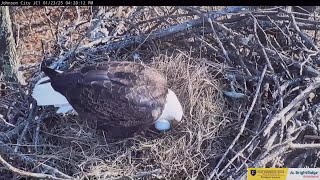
[287,150,313,167]
[288,11,318,51]
[264,48,320,77]
[263,77,320,137]
[218,137,260,177]
[50,7,245,69]
[207,17,232,65]
[44,7,57,43]
[55,7,67,43]
[0,114,15,127]
[193,34,218,53]
[71,7,105,57]
[0,141,73,179]
[14,100,37,153]
[33,111,46,152]
[207,65,267,180]
[132,168,161,178]
[273,76,284,143]
[254,141,291,167]
[304,135,320,140]
[252,15,275,73]
[0,154,69,180]
[290,143,320,149]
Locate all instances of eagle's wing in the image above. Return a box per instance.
[51,61,168,136]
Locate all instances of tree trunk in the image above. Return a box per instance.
[0,6,25,86]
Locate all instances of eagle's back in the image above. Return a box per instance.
[50,61,168,138]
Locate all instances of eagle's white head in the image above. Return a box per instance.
[154,89,183,131]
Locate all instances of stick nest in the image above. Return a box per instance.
[1,6,320,179]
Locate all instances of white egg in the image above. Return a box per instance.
[154,119,171,131]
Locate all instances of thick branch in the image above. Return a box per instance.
[0,6,25,85]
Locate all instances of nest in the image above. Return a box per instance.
[1,6,320,179]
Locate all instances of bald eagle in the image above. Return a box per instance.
[32,61,183,138]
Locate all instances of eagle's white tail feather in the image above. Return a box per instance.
[56,104,77,114]
[32,77,69,105]
[32,77,75,114]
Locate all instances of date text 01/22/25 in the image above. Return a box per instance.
[35,1,93,6]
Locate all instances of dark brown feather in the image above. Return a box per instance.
[49,61,168,138]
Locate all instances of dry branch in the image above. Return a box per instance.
[0,154,70,180]
[0,140,73,179]
[263,77,320,137]
[208,65,268,180]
